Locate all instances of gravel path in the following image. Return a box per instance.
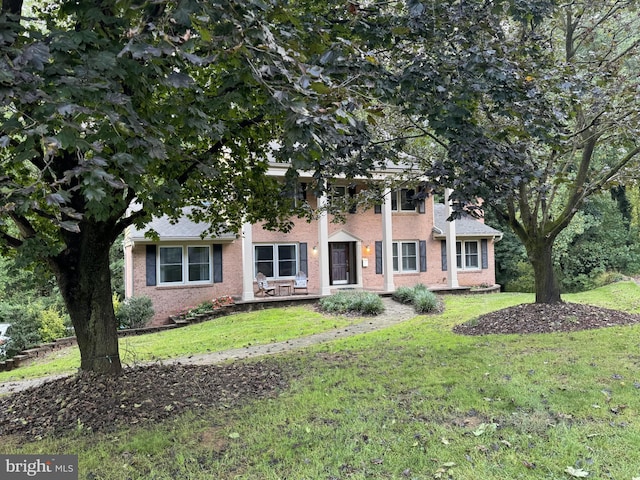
[0,298,416,395]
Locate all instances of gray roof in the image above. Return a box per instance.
[432,204,502,239]
[126,208,236,243]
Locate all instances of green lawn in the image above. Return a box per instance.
[3,282,640,480]
[0,306,354,382]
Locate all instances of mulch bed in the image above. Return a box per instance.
[453,302,640,335]
[0,362,288,441]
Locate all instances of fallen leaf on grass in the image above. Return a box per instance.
[565,466,589,477]
[473,422,498,436]
[433,462,456,479]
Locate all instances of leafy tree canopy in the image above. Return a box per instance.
[364,0,640,303]
[0,0,383,373]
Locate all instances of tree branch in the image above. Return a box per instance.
[0,230,23,248]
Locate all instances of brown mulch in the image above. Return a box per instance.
[2,301,640,441]
[0,362,288,441]
[453,302,640,336]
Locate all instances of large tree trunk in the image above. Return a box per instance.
[1,0,24,15]
[526,238,562,304]
[50,223,122,375]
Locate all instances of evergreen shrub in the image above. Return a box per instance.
[116,296,154,329]
[318,291,384,315]
[392,283,440,314]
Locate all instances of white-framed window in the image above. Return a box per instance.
[392,241,418,273]
[255,244,298,278]
[391,188,417,212]
[331,184,357,213]
[284,181,307,207]
[332,185,347,199]
[188,246,211,282]
[159,245,212,285]
[456,241,479,270]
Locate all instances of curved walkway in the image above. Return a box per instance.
[0,298,417,395]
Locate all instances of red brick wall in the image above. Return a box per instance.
[127,241,243,325]
[125,194,498,323]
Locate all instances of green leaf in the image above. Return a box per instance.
[310,82,331,95]
[472,423,497,436]
[55,129,78,149]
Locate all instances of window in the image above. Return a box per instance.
[160,247,183,283]
[284,182,307,207]
[159,246,211,284]
[331,185,357,213]
[332,185,347,199]
[188,246,211,282]
[392,241,418,273]
[255,244,298,278]
[391,188,416,212]
[456,241,479,270]
[255,245,275,277]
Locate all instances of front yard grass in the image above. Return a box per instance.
[3,282,640,479]
[0,306,353,383]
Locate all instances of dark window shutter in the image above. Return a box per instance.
[481,239,488,269]
[441,240,447,271]
[213,244,223,283]
[299,242,308,275]
[374,204,381,214]
[146,245,157,286]
[375,241,383,274]
[419,240,427,272]
[348,186,357,214]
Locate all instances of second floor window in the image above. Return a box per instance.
[391,188,416,212]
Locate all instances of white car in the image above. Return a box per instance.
[0,323,10,355]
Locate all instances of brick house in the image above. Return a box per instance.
[123,165,502,323]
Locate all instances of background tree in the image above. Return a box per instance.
[387,0,640,303]
[0,0,380,373]
[487,191,640,293]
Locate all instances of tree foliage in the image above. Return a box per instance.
[0,0,381,373]
[372,0,640,303]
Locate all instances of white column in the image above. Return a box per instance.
[317,192,332,295]
[445,188,459,288]
[382,187,395,292]
[241,221,255,301]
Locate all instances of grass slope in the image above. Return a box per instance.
[3,282,640,480]
[0,306,352,382]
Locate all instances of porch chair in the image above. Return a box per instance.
[256,272,276,297]
[292,271,308,295]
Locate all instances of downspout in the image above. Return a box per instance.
[445,189,459,288]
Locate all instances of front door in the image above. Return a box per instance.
[330,242,350,285]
